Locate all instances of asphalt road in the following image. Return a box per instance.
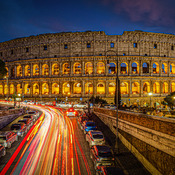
[0,105,96,175]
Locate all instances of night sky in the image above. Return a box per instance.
[1,0,175,42]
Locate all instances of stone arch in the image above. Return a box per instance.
[33,64,39,76]
[52,63,59,75]
[24,84,30,95]
[17,65,22,77]
[52,83,59,94]
[143,62,149,73]
[17,84,22,94]
[63,82,71,95]
[143,82,150,94]
[25,65,30,76]
[163,82,168,93]
[85,82,93,94]
[73,63,81,74]
[42,83,49,95]
[97,82,105,94]
[153,62,159,74]
[108,82,115,95]
[42,64,49,76]
[120,62,128,74]
[132,62,139,74]
[85,62,93,74]
[63,63,70,75]
[33,83,39,95]
[73,82,82,94]
[120,82,128,94]
[162,63,167,74]
[97,62,105,74]
[153,82,160,93]
[132,82,140,94]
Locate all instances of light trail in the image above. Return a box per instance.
[0,105,94,175]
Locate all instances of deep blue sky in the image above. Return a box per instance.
[1,0,175,42]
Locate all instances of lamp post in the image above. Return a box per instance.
[4,76,9,101]
[148,92,153,108]
[18,94,21,107]
[107,56,119,153]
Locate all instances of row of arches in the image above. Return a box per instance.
[0,81,174,96]
[7,62,175,78]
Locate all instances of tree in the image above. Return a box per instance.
[0,59,7,79]
[164,92,175,109]
[89,96,107,104]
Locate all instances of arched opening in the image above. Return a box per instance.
[11,67,15,78]
[25,65,30,76]
[0,84,3,95]
[52,63,59,75]
[52,83,59,94]
[73,82,81,94]
[97,62,105,74]
[108,82,115,95]
[85,83,93,94]
[10,84,14,95]
[170,63,175,74]
[97,83,105,94]
[171,82,175,92]
[108,63,116,74]
[4,85,8,95]
[163,82,168,93]
[5,67,8,77]
[33,64,39,76]
[132,62,139,74]
[63,63,70,74]
[17,84,22,94]
[132,82,140,94]
[85,62,93,74]
[33,83,39,95]
[63,82,71,95]
[17,65,22,77]
[162,63,167,74]
[73,63,81,74]
[153,63,159,74]
[153,82,160,93]
[120,82,128,94]
[143,82,150,94]
[42,83,49,95]
[120,63,128,74]
[42,64,49,76]
[24,84,30,95]
[143,63,149,73]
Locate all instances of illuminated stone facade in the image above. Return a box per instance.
[0,30,175,106]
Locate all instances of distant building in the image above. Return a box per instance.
[0,30,175,106]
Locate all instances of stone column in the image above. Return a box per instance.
[94,61,97,75]
[140,80,143,97]
[129,80,132,97]
[169,80,171,93]
[167,61,170,76]
[39,81,42,95]
[82,61,85,76]
[39,63,42,76]
[70,61,73,76]
[159,61,162,77]
[59,81,62,97]
[128,60,131,75]
[139,60,142,75]
[59,62,62,76]
[30,82,33,97]
[105,61,108,75]
[82,80,85,97]
[22,65,25,77]
[49,81,52,96]
[105,81,108,97]
[15,65,17,78]
[150,60,152,76]
[49,62,52,77]
[30,63,33,77]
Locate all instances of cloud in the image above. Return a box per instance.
[99,0,175,27]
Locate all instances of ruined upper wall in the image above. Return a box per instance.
[0,30,175,61]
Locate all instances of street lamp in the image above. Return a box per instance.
[18,94,21,107]
[4,76,8,101]
[148,92,153,108]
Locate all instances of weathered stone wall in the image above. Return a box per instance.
[0,30,175,61]
[94,108,175,175]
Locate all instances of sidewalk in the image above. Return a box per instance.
[91,112,151,175]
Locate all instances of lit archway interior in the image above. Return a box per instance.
[153,63,159,74]
[73,82,81,94]
[171,82,175,92]
[42,83,49,95]
[120,62,128,74]
[17,84,22,94]
[25,65,30,76]
[73,63,81,74]
[4,84,8,95]
[52,83,59,94]
[143,63,149,73]
[42,64,49,76]
[97,83,105,94]
[108,82,115,95]
[63,63,70,74]
[0,84,3,95]
[97,62,105,74]
[33,64,39,76]
[17,65,22,77]
[11,67,15,78]
[85,62,93,74]
[63,82,71,95]
[153,82,160,93]
[33,83,39,95]
[170,63,175,74]
[85,82,93,94]
[10,84,14,95]
[132,62,139,74]
[162,63,167,74]
[163,82,168,93]
[52,63,59,75]
[120,82,128,94]
[132,82,140,94]
[24,84,30,95]
[108,63,116,74]
[143,82,150,93]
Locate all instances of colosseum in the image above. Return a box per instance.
[0,30,175,106]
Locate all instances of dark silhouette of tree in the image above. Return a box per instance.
[164,92,175,109]
[89,96,107,104]
[0,59,7,79]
